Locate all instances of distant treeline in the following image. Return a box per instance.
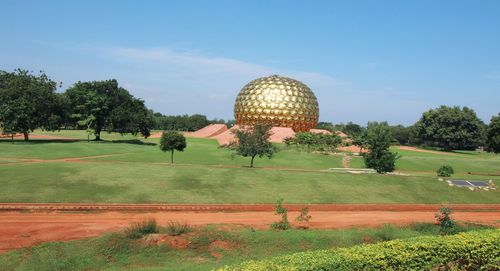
[1,69,499,152]
[150,112,233,132]
[317,106,499,153]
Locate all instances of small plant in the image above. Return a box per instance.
[374,224,397,241]
[437,165,454,177]
[126,218,159,239]
[435,206,456,235]
[295,207,312,223]
[270,199,290,230]
[165,221,192,236]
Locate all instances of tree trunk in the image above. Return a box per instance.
[250,155,255,168]
[23,132,29,141]
[95,131,101,141]
[171,150,174,164]
[11,134,14,143]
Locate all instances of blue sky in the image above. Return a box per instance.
[1,0,499,125]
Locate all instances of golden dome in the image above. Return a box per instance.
[234,75,319,132]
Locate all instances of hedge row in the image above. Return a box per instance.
[218,230,500,271]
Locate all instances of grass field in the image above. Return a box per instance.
[0,130,499,204]
[0,223,489,271]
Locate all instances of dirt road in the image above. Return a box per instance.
[1,204,499,253]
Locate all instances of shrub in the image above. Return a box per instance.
[165,221,192,236]
[437,165,454,177]
[373,224,397,241]
[363,149,398,173]
[125,219,159,239]
[218,229,500,271]
[295,207,311,223]
[435,207,456,235]
[270,199,290,230]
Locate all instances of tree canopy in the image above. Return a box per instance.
[0,69,62,140]
[65,79,152,140]
[411,106,486,150]
[159,131,187,163]
[230,124,277,168]
[486,113,500,154]
[363,122,399,173]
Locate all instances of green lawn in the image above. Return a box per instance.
[0,130,499,204]
[0,223,489,271]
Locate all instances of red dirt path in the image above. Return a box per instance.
[0,204,499,253]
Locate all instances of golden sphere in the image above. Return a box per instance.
[234,75,319,132]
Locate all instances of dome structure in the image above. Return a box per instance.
[234,75,319,132]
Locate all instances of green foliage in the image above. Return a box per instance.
[220,229,500,271]
[342,122,365,138]
[437,165,455,177]
[159,131,187,163]
[486,113,500,154]
[151,113,224,131]
[389,124,411,145]
[362,122,399,173]
[271,199,290,230]
[435,207,457,235]
[229,124,277,167]
[66,79,152,140]
[411,106,486,151]
[165,221,192,236]
[0,69,62,140]
[295,207,311,223]
[285,132,342,152]
[125,219,159,239]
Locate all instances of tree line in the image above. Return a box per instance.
[318,106,500,154]
[0,69,226,141]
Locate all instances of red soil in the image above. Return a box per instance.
[309,129,332,135]
[0,204,498,253]
[269,127,295,142]
[187,124,228,138]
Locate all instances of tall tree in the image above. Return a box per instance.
[486,114,500,154]
[229,124,276,168]
[412,106,486,151]
[343,122,364,138]
[0,69,61,141]
[65,79,152,140]
[389,125,411,145]
[363,122,399,173]
[159,131,187,163]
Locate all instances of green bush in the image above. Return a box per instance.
[125,219,159,239]
[270,199,290,230]
[165,221,192,236]
[218,229,500,271]
[435,207,457,235]
[437,165,455,177]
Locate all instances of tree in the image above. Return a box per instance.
[389,125,411,145]
[412,106,486,151]
[0,69,62,141]
[486,114,500,154]
[159,131,187,163]
[229,124,276,168]
[65,79,152,140]
[343,122,364,138]
[363,122,399,173]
